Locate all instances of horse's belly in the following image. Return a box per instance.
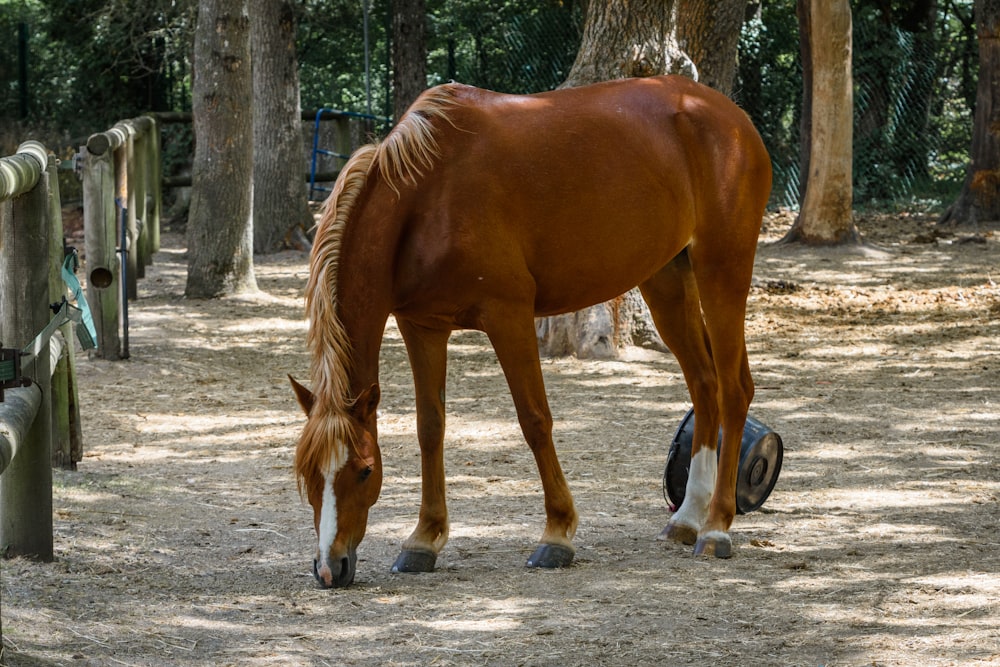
[528,225,687,315]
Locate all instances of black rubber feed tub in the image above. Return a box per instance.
[663,409,783,514]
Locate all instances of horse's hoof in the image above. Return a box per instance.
[658,521,699,546]
[526,543,575,568]
[693,532,732,558]
[391,549,437,573]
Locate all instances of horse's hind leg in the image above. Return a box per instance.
[392,319,452,574]
[639,250,722,546]
[687,228,757,558]
[482,308,578,569]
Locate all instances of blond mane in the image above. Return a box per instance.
[295,85,459,488]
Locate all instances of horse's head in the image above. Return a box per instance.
[290,377,383,588]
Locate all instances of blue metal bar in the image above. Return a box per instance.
[308,108,393,201]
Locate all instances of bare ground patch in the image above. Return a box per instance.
[2,213,999,666]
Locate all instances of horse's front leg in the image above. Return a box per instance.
[484,311,578,569]
[392,320,451,574]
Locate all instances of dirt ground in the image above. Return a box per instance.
[1,211,998,667]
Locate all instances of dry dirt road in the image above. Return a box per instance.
[2,213,998,666]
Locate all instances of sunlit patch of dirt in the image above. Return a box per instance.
[2,213,998,666]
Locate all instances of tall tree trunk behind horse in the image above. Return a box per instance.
[537,0,748,358]
[392,0,428,119]
[939,0,1000,228]
[186,0,258,297]
[251,0,310,254]
[779,0,860,245]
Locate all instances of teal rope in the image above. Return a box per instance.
[61,251,97,351]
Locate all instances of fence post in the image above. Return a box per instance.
[0,141,54,561]
[146,114,162,254]
[82,140,122,360]
[44,152,83,469]
[131,117,154,276]
[113,125,139,301]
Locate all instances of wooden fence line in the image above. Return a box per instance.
[81,115,162,360]
[0,139,91,647]
[1,141,57,563]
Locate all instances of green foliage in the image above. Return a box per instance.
[298,0,392,116]
[736,0,803,208]
[425,0,581,93]
[297,0,582,119]
[736,0,976,209]
[0,0,979,211]
[0,0,193,147]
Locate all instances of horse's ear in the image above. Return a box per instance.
[288,375,315,415]
[352,383,381,422]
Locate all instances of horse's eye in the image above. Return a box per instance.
[359,465,373,483]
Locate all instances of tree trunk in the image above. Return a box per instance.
[940,0,1000,227]
[797,0,813,200]
[676,0,747,95]
[539,0,744,359]
[392,0,427,118]
[780,0,859,245]
[251,0,309,254]
[186,0,258,298]
[561,0,692,87]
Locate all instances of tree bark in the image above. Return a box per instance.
[797,0,813,201]
[562,0,692,88]
[676,0,747,95]
[392,0,427,118]
[186,0,258,298]
[251,0,309,254]
[940,0,1000,226]
[780,0,859,245]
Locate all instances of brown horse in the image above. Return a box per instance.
[290,75,772,588]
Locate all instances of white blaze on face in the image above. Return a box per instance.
[317,452,347,570]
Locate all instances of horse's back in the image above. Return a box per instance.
[391,76,771,320]
[432,76,767,183]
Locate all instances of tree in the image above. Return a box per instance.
[251,0,309,254]
[779,0,859,245]
[537,0,746,358]
[796,0,813,202]
[676,0,747,95]
[186,0,258,297]
[392,0,428,117]
[940,0,1000,226]
[561,0,693,88]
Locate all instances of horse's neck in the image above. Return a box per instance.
[337,185,403,394]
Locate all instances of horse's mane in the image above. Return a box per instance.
[295,85,458,488]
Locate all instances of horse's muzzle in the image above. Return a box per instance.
[313,549,357,589]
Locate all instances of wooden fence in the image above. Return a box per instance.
[81,115,162,360]
[0,140,87,558]
[0,119,163,646]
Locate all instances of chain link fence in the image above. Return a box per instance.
[737,5,974,209]
[3,1,973,209]
[422,4,973,209]
[426,3,583,94]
